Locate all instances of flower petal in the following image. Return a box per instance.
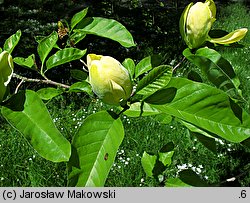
[208,28,248,45]
[179,2,193,46]
[205,0,216,19]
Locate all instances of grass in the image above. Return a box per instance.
[0,122,67,187]
[1,3,250,187]
[1,96,250,186]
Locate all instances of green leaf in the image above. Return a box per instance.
[208,28,248,45]
[46,48,86,70]
[122,58,135,79]
[71,7,88,30]
[76,17,135,48]
[53,43,61,50]
[241,138,250,148]
[0,51,14,102]
[1,90,71,162]
[181,120,215,139]
[229,98,243,123]
[135,56,152,78]
[160,142,175,152]
[69,111,124,186]
[151,77,250,143]
[159,151,174,166]
[158,142,175,166]
[1,90,25,111]
[14,54,36,70]
[154,113,172,124]
[196,48,240,88]
[183,47,243,101]
[123,102,160,117]
[181,120,217,153]
[165,178,192,187]
[35,35,46,43]
[69,81,93,95]
[187,70,203,82]
[136,65,172,96]
[36,87,64,100]
[179,169,209,187]
[37,31,58,65]
[70,69,88,81]
[209,29,229,38]
[194,132,217,153]
[3,30,22,54]
[144,87,177,105]
[70,31,86,45]
[141,151,157,177]
[152,160,166,178]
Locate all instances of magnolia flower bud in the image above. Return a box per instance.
[180,0,216,49]
[180,0,248,49]
[0,51,14,102]
[87,54,132,105]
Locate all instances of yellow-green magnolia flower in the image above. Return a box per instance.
[180,0,248,49]
[87,54,132,105]
[0,51,14,102]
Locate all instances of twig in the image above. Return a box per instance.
[173,57,186,71]
[215,164,250,186]
[117,102,130,117]
[80,59,89,72]
[15,79,24,94]
[13,73,71,89]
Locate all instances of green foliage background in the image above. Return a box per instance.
[0,0,250,186]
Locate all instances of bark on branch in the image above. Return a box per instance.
[13,73,71,89]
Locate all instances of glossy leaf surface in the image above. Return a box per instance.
[69,111,124,186]
[0,51,14,102]
[1,90,71,162]
[151,77,250,143]
[71,7,88,29]
[46,48,87,70]
[76,17,135,48]
[135,56,152,78]
[3,30,22,54]
[14,54,36,70]
[37,31,58,65]
[36,87,64,100]
[141,151,157,177]
[122,58,135,79]
[183,47,243,101]
[136,65,172,96]
[123,102,160,117]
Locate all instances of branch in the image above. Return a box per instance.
[173,57,186,71]
[13,73,71,89]
[80,59,89,72]
[15,79,24,94]
[215,164,250,186]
